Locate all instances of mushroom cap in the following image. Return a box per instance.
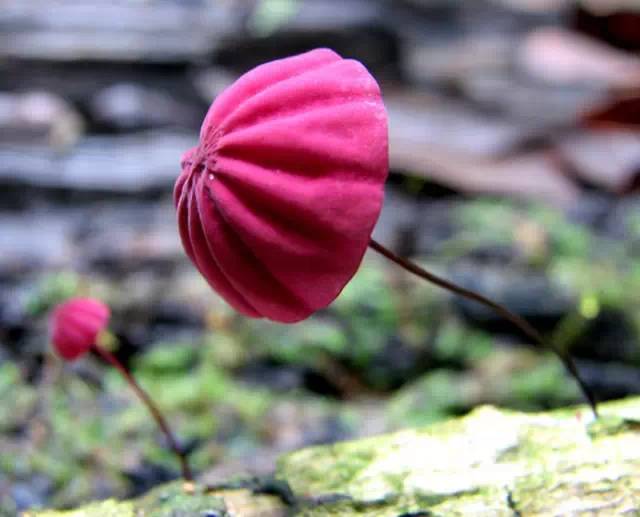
[51,298,111,360]
[175,48,389,323]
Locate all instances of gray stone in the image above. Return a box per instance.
[0,0,240,63]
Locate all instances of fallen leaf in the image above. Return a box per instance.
[582,90,640,128]
[389,140,580,207]
[386,90,534,157]
[574,1,640,51]
[518,27,640,87]
[556,129,640,193]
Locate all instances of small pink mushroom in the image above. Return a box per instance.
[49,297,193,480]
[50,297,110,360]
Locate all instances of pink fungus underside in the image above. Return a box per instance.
[175,48,389,323]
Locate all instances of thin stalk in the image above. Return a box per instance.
[92,344,194,481]
[369,238,598,418]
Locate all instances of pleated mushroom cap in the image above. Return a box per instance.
[51,298,110,360]
[175,48,389,323]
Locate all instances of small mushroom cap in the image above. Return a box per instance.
[50,298,111,360]
[175,48,389,323]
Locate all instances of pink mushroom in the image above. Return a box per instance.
[175,48,388,323]
[51,297,110,360]
[49,297,193,480]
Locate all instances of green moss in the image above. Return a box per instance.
[454,200,516,251]
[134,343,200,376]
[456,199,596,261]
[29,499,136,517]
[278,444,376,496]
[528,204,593,259]
[297,493,446,516]
[264,319,349,367]
[508,356,580,409]
[432,320,494,365]
[26,272,81,316]
[244,263,397,374]
[550,258,630,307]
[386,346,587,431]
[328,262,400,370]
[386,369,467,428]
[249,0,299,36]
[281,398,640,515]
[34,398,640,516]
[0,363,37,434]
[31,482,227,517]
[32,481,292,517]
[586,414,640,439]
[449,198,640,362]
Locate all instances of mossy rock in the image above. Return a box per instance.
[27,481,286,517]
[31,398,640,516]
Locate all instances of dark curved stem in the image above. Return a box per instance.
[92,344,194,481]
[369,238,598,418]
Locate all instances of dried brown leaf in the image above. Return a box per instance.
[556,129,640,193]
[519,27,640,88]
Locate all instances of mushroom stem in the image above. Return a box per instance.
[368,238,598,418]
[91,344,194,481]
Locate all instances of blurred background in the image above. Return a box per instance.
[1,0,639,513]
